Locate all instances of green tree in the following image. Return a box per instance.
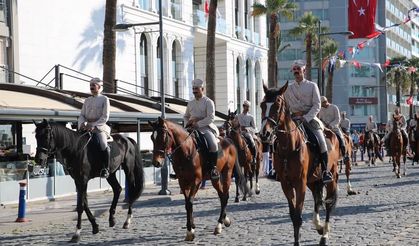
[289,11,320,81]
[313,38,338,102]
[102,0,117,93]
[406,57,419,118]
[205,0,218,102]
[252,0,296,87]
[386,56,409,108]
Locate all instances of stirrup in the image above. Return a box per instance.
[100,168,109,178]
[169,173,177,180]
[210,169,220,181]
[322,171,333,184]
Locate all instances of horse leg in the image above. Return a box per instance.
[242,167,248,201]
[184,184,199,241]
[281,181,303,246]
[320,179,338,246]
[106,173,122,228]
[310,182,324,235]
[233,166,240,203]
[70,185,87,243]
[345,158,356,195]
[255,162,260,195]
[83,192,99,234]
[403,150,407,176]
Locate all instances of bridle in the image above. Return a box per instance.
[263,95,302,136]
[36,124,56,157]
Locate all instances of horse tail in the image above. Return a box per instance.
[127,138,145,204]
[234,155,252,197]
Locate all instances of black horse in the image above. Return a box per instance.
[34,120,144,243]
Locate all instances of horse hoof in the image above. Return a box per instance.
[255,189,260,195]
[109,219,115,228]
[403,172,407,176]
[319,236,328,246]
[223,217,231,227]
[214,223,222,235]
[347,190,357,196]
[92,225,99,234]
[70,234,80,243]
[293,242,300,246]
[184,230,195,241]
[234,197,239,203]
[316,227,324,235]
[242,197,247,201]
[397,174,401,179]
[123,222,130,229]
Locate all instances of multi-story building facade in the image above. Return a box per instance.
[10,0,268,127]
[279,0,416,130]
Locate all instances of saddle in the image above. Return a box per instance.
[90,132,120,160]
[192,131,223,157]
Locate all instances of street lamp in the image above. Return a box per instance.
[115,0,170,195]
[317,20,354,96]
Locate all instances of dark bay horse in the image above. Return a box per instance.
[364,131,383,166]
[260,82,339,246]
[224,110,262,202]
[341,132,357,195]
[389,118,407,178]
[148,117,248,241]
[34,120,144,242]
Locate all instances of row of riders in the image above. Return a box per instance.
[33,60,419,245]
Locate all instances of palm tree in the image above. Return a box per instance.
[252,0,296,87]
[406,57,419,118]
[386,56,410,108]
[205,0,218,102]
[313,38,338,102]
[102,0,117,93]
[289,11,320,81]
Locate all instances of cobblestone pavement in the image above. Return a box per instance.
[1,157,419,245]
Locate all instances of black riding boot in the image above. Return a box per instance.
[209,151,220,181]
[320,152,333,184]
[101,147,110,178]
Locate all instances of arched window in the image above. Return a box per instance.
[236,58,241,112]
[172,41,180,98]
[139,34,149,96]
[246,59,250,100]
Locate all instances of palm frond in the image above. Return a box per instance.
[251,3,267,16]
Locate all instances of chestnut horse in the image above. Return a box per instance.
[341,133,357,195]
[389,118,407,178]
[364,131,383,166]
[224,110,262,202]
[148,117,249,241]
[260,82,339,246]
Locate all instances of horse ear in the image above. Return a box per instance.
[278,81,289,95]
[263,82,269,94]
[33,120,39,126]
[234,109,237,115]
[158,116,165,126]
[228,109,231,115]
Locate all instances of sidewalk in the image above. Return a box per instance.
[0,182,179,234]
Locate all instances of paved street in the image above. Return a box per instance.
[1,157,419,245]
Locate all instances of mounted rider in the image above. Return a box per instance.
[235,100,257,165]
[284,60,333,184]
[381,108,408,152]
[363,115,379,151]
[78,77,111,178]
[319,96,348,161]
[340,111,351,134]
[184,78,220,181]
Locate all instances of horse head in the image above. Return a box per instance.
[260,81,289,143]
[224,109,238,136]
[34,119,56,167]
[148,117,174,168]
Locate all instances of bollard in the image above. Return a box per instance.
[15,181,30,222]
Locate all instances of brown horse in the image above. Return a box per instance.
[224,110,262,202]
[148,117,248,241]
[364,131,383,166]
[409,116,419,165]
[260,82,339,246]
[389,118,407,178]
[341,132,357,195]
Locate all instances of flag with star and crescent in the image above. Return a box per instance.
[348,0,377,39]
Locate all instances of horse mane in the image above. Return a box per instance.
[48,122,89,153]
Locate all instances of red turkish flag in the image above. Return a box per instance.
[348,0,377,39]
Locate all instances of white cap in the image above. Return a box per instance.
[320,96,328,103]
[291,59,306,69]
[243,100,251,107]
[90,77,103,86]
[192,79,204,88]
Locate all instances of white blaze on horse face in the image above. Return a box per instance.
[152,131,158,141]
[261,102,274,132]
